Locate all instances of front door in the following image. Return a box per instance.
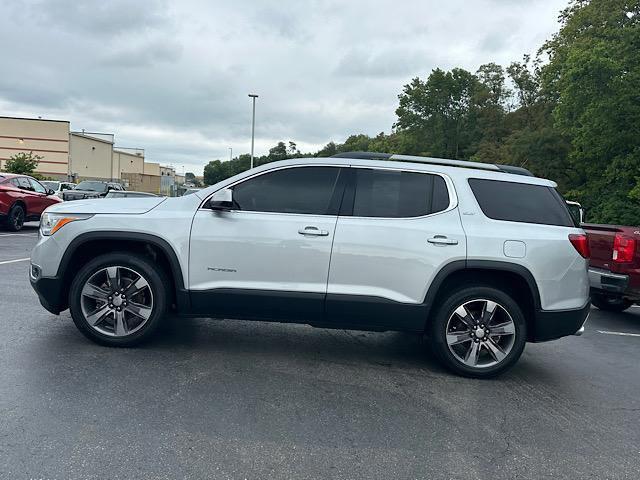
[189,165,346,322]
[326,166,467,330]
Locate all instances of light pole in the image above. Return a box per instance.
[229,147,233,161]
[248,94,258,168]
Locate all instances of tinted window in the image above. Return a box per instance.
[17,177,32,190]
[29,179,47,194]
[76,181,107,192]
[352,169,449,218]
[468,178,575,227]
[233,167,340,215]
[41,181,59,190]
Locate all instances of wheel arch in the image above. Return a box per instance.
[424,260,541,341]
[58,231,189,312]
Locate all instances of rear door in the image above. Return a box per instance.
[326,167,466,330]
[15,177,40,216]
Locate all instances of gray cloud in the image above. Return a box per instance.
[0,0,569,174]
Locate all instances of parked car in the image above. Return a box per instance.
[41,180,76,199]
[105,191,157,199]
[30,153,590,378]
[0,173,62,231]
[583,223,640,312]
[62,181,124,201]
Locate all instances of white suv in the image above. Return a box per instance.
[30,153,590,377]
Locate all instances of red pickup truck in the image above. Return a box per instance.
[583,223,640,312]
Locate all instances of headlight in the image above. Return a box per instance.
[40,213,93,236]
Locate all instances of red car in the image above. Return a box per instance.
[0,173,63,231]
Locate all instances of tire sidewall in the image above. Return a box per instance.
[430,286,527,378]
[7,204,25,232]
[69,252,168,347]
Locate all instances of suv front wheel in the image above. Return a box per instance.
[429,286,527,378]
[69,252,169,347]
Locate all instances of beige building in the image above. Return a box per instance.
[113,148,145,178]
[69,132,114,180]
[0,116,70,179]
[2,116,164,190]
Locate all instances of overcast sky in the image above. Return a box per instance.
[0,0,568,175]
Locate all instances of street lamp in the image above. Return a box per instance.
[248,94,258,168]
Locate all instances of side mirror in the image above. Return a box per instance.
[47,189,55,195]
[208,188,233,211]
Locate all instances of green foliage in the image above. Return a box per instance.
[5,151,43,175]
[202,0,638,225]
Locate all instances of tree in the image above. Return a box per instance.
[5,151,43,175]
[395,68,485,159]
[540,0,640,224]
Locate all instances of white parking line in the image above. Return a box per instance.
[0,233,37,237]
[0,257,30,265]
[598,330,640,338]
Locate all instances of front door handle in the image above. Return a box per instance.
[428,235,458,246]
[298,226,329,236]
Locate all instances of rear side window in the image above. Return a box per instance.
[233,166,341,215]
[468,178,575,227]
[352,169,450,218]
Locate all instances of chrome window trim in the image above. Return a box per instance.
[198,163,458,219]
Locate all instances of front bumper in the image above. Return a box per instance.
[531,300,591,342]
[30,271,66,315]
[588,267,629,294]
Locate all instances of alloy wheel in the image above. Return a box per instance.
[80,265,154,337]
[445,299,516,369]
[13,208,24,230]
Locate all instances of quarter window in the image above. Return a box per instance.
[352,169,450,218]
[233,167,341,215]
[468,178,575,227]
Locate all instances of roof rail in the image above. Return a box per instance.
[330,152,534,177]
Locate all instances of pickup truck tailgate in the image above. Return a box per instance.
[583,223,620,270]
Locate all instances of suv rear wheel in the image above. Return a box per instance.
[69,252,168,347]
[429,286,527,378]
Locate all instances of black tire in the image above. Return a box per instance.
[428,285,527,378]
[69,252,169,347]
[6,203,25,232]
[591,294,633,313]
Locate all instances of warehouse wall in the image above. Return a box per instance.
[0,116,70,179]
[69,133,113,180]
[113,149,144,178]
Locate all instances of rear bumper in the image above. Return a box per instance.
[531,300,591,342]
[588,267,629,294]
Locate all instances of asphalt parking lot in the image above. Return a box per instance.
[1,226,639,479]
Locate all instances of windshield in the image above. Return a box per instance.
[75,181,107,192]
[41,181,59,190]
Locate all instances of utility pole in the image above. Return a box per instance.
[248,94,258,168]
[229,147,233,161]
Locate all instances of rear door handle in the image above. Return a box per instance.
[298,226,329,237]
[428,235,458,246]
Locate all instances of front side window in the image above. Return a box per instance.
[29,179,47,194]
[232,167,341,215]
[352,169,450,218]
[468,178,575,227]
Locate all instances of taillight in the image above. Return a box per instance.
[569,234,590,259]
[613,234,636,263]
